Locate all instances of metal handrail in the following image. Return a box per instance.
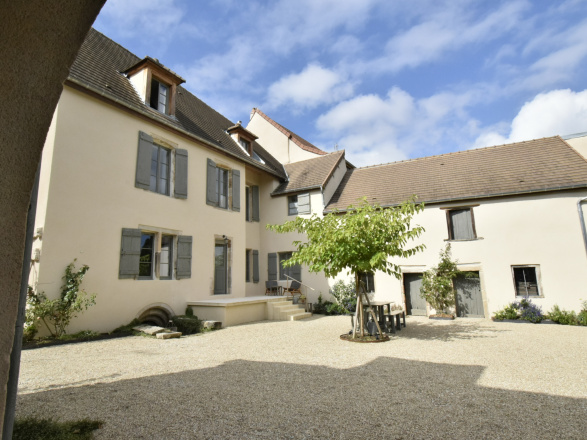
[283,274,315,292]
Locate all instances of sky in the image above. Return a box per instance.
[94,0,587,167]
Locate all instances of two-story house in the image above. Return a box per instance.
[31,28,587,333]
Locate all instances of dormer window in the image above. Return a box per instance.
[124,56,185,117]
[239,138,251,155]
[150,78,169,113]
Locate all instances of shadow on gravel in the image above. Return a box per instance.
[396,318,506,342]
[16,357,585,439]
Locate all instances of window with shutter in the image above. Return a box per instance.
[176,235,192,280]
[136,132,188,199]
[447,208,476,240]
[119,228,142,279]
[297,193,311,214]
[232,169,240,212]
[278,252,301,282]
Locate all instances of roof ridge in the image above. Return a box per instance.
[251,108,328,155]
[283,149,344,168]
[354,135,563,171]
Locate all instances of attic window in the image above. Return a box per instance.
[149,79,169,114]
[239,138,251,155]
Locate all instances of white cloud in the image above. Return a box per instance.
[359,1,528,74]
[473,89,587,148]
[265,65,353,111]
[316,86,482,166]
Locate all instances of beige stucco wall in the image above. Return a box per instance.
[565,135,587,161]
[247,112,322,164]
[351,191,587,317]
[33,87,269,332]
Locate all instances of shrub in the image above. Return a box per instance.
[112,318,141,334]
[547,305,578,325]
[26,260,96,338]
[185,306,194,317]
[493,304,520,321]
[420,244,461,314]
[330,280,357,314]
[578,300,587,326]
[493,297,543,323]
[14,417,102,440]
[171,315,202,335]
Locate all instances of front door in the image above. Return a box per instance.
[214,242,227,294]
[454,272,484,317]
[403,273,427,315]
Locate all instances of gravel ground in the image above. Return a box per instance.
[16,316,587,439]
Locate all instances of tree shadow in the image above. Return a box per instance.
[16,357,585,439]
[396,318,506,342]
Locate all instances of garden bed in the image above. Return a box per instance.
[22,332,133,350]
[340,334,390,343]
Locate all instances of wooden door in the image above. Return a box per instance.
[454,272,484,317]
[403,273,427,315]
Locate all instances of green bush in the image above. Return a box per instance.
[112,318,141,334]
[547,305,578,325]
[26,260,96,338]
[330,280,357,314]
[171,315,202,335]
[493,304,520,321]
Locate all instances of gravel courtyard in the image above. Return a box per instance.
[16,316,586,439]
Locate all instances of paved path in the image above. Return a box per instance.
[16,316,587,439]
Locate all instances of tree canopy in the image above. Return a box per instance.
[267,197,425,280]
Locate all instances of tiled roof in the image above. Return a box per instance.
[251,108,328,156]
[272,150,346,196]
[326,136,587,212]
[67,29,286,179]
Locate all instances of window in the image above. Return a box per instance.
[119,228,192,280]
[135,131,188,199]
[217,167,229,209]
[150,144,170,195]
[288,195,298,215]
[139,233,155,279]
[245,185,260,222]
[288,193,310,216]
[206,158,241,212]
[149,78,169,114]
[359,272,375,293]
[245,249,259,283]
[275,252,301,282]
[447,208,476,240]
[239,138,251,154]
[512,266,541,296]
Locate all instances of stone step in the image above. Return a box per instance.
[290,311,312,321]
[275,306,304,320]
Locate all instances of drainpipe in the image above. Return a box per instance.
[578,197,587,257]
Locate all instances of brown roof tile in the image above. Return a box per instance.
[326,136,587,211]
[251,108,328,156]
[67,29,286,179]
[272,150,346,195]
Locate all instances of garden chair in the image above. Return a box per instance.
[265,280,281,295]
[285,280,302,295]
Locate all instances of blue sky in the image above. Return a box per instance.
[94,0,587,167]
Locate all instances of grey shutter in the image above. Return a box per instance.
[206,159,218,206]
[252,185,260,222]
[176,235,192,279]
[268,253,277,281]
[119,228,141,278]
[450,209,475,240]
[297,193,311,214]
[135,131,153,190]
[291,260,302,282]
[232,169,240,211]
[252,250,259,283]
[174,148,188,199]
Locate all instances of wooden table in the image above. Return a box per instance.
[362,300,406,334]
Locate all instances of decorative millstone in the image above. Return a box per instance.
[133,325,167,335]
[202,321,222,329]
[156,331,182,339]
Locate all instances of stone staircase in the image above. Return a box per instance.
[267,298,312,321]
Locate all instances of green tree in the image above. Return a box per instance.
[419,244,461,315]
[267,197,425,336]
